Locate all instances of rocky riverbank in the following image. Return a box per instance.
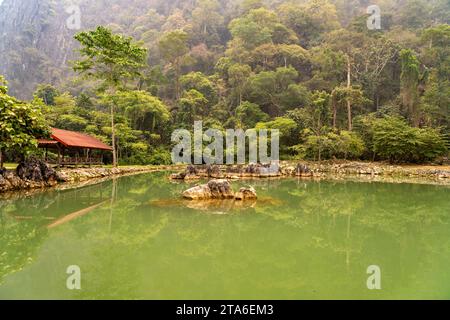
[1,159,449,195]
[0,159,183,194]
[171,161,450,182]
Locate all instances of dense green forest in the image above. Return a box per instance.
[0,0,449,166]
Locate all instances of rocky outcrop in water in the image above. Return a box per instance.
[182,179,258,201]
[234,186,257,200]
[182,179,235,200]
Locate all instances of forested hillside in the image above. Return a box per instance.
[0,0,449,165]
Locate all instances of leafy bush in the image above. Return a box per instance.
[334,131,366,159]
[301,130,365,161]
[148,148,172,165]
[372,116,447,162]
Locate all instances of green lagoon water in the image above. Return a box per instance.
[0,172,449,299]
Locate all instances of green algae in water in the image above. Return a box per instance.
[0,172,449,299]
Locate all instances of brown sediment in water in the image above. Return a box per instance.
[148,196,281,213]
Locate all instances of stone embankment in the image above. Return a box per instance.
[0,159,182,194]
[171,161,450,181]
[2,159,449,194]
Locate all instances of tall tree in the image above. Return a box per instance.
[73,26,147,166]
[227,63,252,106]
[400,49,420,127]
[158,30,190,100]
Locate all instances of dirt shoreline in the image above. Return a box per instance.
[0,161,449,197]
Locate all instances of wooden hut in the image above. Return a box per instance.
[38,128,112,167]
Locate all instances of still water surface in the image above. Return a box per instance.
[0,172,449,299]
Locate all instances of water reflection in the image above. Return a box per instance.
[0,173,449,299]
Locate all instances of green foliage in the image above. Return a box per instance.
[235,101,269,129]
[2,0,449,165]
[114,90,170,132]
[178,89,209,126]
[229,8,278,50]
[180,72,217,104]
[301,130,365,161]
[256,117,298,153]
[372,116,447,163]
[34,84,58,106]
[73,26,147,90]
[148,148,172,165]
[247,67,304,114]
[0,76,49,165]
[400,49,420,126]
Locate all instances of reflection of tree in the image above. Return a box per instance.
[255,179,450,296]
[0,179,116,284]
[0,218,48,284]
[1,173,449,299]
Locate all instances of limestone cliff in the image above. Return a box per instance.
[0,0,77,99]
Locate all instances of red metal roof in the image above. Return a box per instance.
[44,128,113,151]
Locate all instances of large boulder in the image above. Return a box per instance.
[183,179,235,200]
[183,179,258,202]
[0,172,12,192]
[16,158,58,182]
[295,163,313,177]
[206,164,222,178]
[170,165,201,180]
[235,186,257,200]
[243,163,280,177]
[2,170,23,189]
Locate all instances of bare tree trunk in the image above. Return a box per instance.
[175,62,181,100]
[347,101,352,131]
[346,55,353,131]
[111,103,117,167]
[332,94,337,129]
[109,177,117,234]
[0,148,3,169]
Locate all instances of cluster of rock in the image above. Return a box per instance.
[182,179,257,201]
[171,163,314,180]
[171,161,450,181]
[308,161,450,179]
[0,158,59,193]
[0,160,170,193]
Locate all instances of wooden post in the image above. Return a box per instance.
[57,145,61,169]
